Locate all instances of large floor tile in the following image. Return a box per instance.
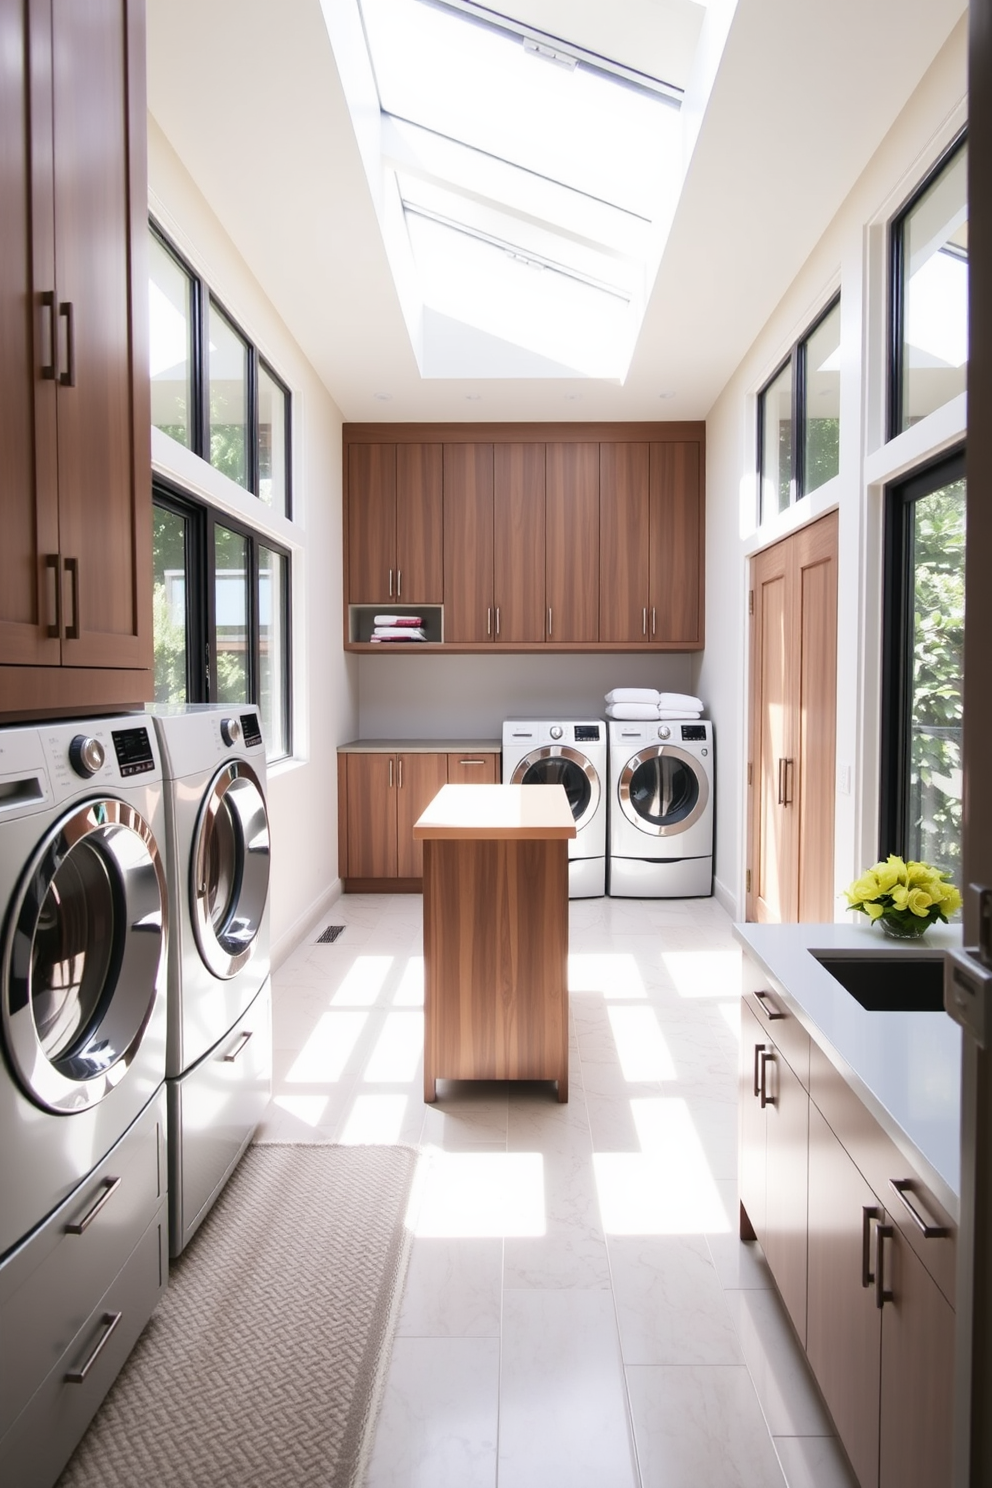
[627,1364,788,1488]
[396,1236,503,1337]
[727,1288,833,1437]
[609,1235,743,1366]
[773,1435,859,1488]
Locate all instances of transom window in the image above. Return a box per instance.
[757,297,841,523]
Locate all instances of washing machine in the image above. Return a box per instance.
[0,715,169,1487]
[608,719,714,897]
[502,720,607,897]
[150,705,272,1256]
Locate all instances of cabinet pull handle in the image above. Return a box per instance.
[785,758,795,806]
[398,757,404,788]
[651,606,656,636]
[487,606,492,636]
[59,301,76,386]
[777,757,786,805]
[222,1030,253,1063]
[861,1205,881,1287]
[754,989,785,1021]
[889,1179,949,1238]
[753,1041,766,1099]
[495,606,500,637]
[397,569,402,598]
[642,607,647,636]
[875,1222,894,1309]
[64,556,80,639]
[547,607,552,637]
[758,1048,774,1108]
[45,553,62,638]
[41,290,57,379]
[388,758,394,788]
[388,568,393,598]
[459,759,485,766]
[66,1176,122,1235]
[65,1312,122,1384]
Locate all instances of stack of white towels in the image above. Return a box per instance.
[604,687,704,721]
[369,615,427,644]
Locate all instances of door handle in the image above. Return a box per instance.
[889,1178,949,1238]
[651,606,656,636]
[547,607,552,638]
[875,1222,894,1309]
[222,1030,253,1063]
[642,607,647,636]
[487,606,492,637]
[397,569,402,598]
[64,556,80,639]
[66,1176,122,1235]
[65,1312,123,1383]
[777,758,785,805]
[58,301,76,386]
[388,568,393,598]
[45,553,62,638]
[754,988,785,1020]
[40,290,57,379]
[753,1042,767,1099]
[495,606,500,637]
[398,757,404,788]
[784,758,795,806]
[388,758,394,788]
[861,1205,881,1287]
[758,1048,774,1108]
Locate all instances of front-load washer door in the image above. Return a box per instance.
[191,762,270,980]
[617,746,709,837]
[509,746,601,831]
[1,799,167,1114]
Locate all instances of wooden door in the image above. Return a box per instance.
[599,442,649,643]
[738,1000,767,1242]
[795,512,838,921]
[494,443,545,643]
[52,0,150,671]
[546,442,599,643]
[650,442,702,645]
[345,753,397,879]
[0,0,61,667]
[396,443,443,604]
[807,1102,881,1488]
[348,443,396,603]
[762,1042,809,1345]
[443,443,494,643]
[396,752,448,878]
[750,536,798,921]
[447,752,498,784]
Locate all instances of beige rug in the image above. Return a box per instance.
[58,1144,418,1488]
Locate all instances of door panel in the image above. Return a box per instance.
[651,441,701,644]
[345,753,397,879]
[396,443,443,604]
[878,1223,955,1488]
[443,443,494,643]
[739,1001,767,1242]
[796,513,838,921]
[396,752,448,878]
[599,442,649,643]
[753,555,796,922]
[762,1044,809,1344]
[546,442,599,643]
[348,443,396,603]
[494,442,545,643]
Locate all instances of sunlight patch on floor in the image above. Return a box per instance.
[274,1094,329,1126]
[392,956,425,1006]
[286,1011,368,1082]
[594,1098,730,1234]
[363,1011,424,1082]
[409,1150,546,1237]
[661,947,742,999]
[568,951,646,999]
[340,1093,409,1144]
[607,1005,677,1081]
[330,955,394,1005]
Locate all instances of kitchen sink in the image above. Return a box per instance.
[809,952,945,1012]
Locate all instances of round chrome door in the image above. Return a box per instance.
[1,799,167,1114]
[617,746,709,836]
[509,746,601,829]
[191,761,270,979]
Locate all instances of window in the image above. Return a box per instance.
[880,451,965,878]
[758,297,840,523]
[148,222,292,517]
[151,484,292,762]
[890,136,967,437]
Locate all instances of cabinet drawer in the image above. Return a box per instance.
[809,1041,955,1307]
[446,752,498,784]
[0,1087,166,1437]
[742,955,810,1088]
[0,1203,167,1488]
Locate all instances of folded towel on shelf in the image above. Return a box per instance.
[605,702,661,721]
[373,615,423,627]
[370,626,427,641]
[658,709,702,720]
[658,693,704,713]
[604,687,660,705]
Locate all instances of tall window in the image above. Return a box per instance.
[148,222,292,517]
[151,485,292,762]
[880,450,966,877]
[890,136,968,436]
[758,297,840,523]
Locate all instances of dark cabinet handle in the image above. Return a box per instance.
[862,1205,881,1288]
[889,1178,949,1238]
[875,1222,894,1309]
[755,989,785,1021]
[753,1041,766,1099]
[65,1311,122,1383]
[64,556,80,639]
[777,757,786,804]
[758,1048,775,1108]
[40,291,57,379]
[59,301,76,386]
[45,553,62,638]
[785,758,795,806]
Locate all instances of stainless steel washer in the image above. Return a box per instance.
[608,719,714,897]
[501,720,607,898]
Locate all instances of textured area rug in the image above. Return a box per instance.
[58,1144,418,1488]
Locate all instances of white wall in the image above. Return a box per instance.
[147,118,357,963]
[696,17,968,918]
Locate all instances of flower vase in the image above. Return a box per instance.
[879,914,931,940]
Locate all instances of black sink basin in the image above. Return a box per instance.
[810,953,945,1012]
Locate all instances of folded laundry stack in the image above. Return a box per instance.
[603,688,704,721]
[370,615,427,643]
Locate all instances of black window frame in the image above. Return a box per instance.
[878,445,966,860]
[149,219,293,517]
[757,292,841,525]
[887,130,968,442]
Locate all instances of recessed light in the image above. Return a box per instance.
[658,391,676,400]
[374,392,392,401]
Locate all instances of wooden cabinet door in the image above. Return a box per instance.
[807,1102,881,1488]
[738,1001,767,1243]
[650,442,702,645]
[494,443,545,643]
[878,1221,955,1488]
[396,443,443,604]
[348,443,396,603]
[446,752,498,784]
[345,753,397,879]
[795,512,838,922]
[546,442,599,643]
[762,1042,809,1345]
[396,752,448,878]
[750,536,799,922]
[599,442,649,643]
[443,443,494,643]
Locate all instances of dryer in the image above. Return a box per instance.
[502,720,607,897]
[608,719,714,898]
[150,705,272,1256]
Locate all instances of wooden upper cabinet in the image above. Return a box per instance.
[546,442,599,644]
[650,441,702,645]
[395,443,443,603]
[443,443,494,643]
[600,442,650,643]
[348,443,396,603]
[494,443,545,644]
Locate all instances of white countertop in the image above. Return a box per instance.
[733,919,962,1217]
[337,739,501,754]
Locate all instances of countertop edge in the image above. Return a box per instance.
[338,739,502,754]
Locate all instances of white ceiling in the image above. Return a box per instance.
[146,0,965,423]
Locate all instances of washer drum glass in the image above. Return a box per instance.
[192,761,270,979]
[618,745,709,836]
[510,745,600,829]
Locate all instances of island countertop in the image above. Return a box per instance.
[413,783,577,840]
[734,919,962,1216]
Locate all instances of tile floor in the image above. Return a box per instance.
[257,892,858,1488]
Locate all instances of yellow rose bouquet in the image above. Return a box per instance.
[845,855,962,939]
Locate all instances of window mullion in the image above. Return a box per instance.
[792,343,804,502]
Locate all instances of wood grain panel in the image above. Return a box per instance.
[348,442,396,602]
[494,442,545,643]
[650,441,702,644]
[346,420,706,444]
[396,751,448,878]
[599,442,649,643]
[396,443,442,603]
[443,443,494,643]
[752,551,797,922]
[345,752,397,879]
[741,957,810,1088]
[446,752,499,784]
[738,1000,767,1242]
[0,665,150,718]
[796,511,838,922]
[878,1225,955,1488]
[762,1043,809,1345]
[545,442,599,643]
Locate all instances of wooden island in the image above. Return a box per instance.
[414,784,576,1102]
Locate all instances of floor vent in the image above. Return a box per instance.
[315,924,346,944]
